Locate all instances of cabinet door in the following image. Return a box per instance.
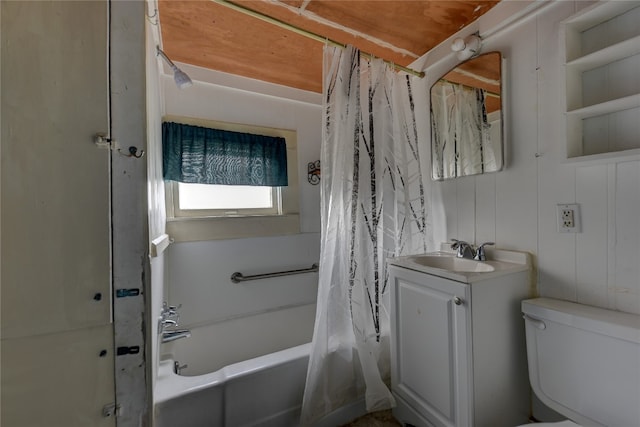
[390,266,471,427]
[1,0,111,338]
[1,1,115,426]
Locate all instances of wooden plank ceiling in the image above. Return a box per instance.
[158,0,500,93]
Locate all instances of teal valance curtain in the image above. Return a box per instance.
[162,121,288,186]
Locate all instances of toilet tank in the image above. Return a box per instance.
[522,298,640,427]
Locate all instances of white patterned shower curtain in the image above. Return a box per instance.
[300,45,434,425]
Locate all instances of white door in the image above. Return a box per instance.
[1,1,115,426]
[390,266,471,427]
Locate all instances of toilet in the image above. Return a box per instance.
[520,298,640,427]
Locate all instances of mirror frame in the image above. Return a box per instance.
[430,51,504,181]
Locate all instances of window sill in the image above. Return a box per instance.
[166,214,300,242]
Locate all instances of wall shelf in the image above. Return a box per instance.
[567,93,640,118]
[562,1,640,161]
[566,35,640,72]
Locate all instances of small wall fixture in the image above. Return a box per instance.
[308,160,320,185]
[156,46,193,89]
[451,33,482,61]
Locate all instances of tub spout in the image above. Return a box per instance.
[162,329,191,343]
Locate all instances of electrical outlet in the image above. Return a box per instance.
[557,204,581,233]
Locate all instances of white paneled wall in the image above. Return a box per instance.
[424,1,640,316]
[166,233,320,328]
[611,162,640,312]
[160,71,322,364]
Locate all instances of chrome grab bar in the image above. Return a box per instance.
[231,263,319,283]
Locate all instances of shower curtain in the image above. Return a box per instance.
[301,45,434,425]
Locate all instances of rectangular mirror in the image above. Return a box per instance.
[430,52,503,180]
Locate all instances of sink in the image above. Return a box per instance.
[388,248,531,283]
[412,255,495,273]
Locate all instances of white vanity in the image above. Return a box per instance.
[389,248,533,427]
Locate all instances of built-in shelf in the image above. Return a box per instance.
[562,1,640,161]
[567,94,640,118]
[566,35,640,72]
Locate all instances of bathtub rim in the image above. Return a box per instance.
[154,341,311,404]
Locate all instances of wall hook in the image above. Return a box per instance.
[118,146,145,158]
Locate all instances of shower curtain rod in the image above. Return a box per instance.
[211,0,425,78]
[438,78,501,98]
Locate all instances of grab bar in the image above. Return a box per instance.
[231,263,319,283]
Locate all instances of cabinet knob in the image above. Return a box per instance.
[453,296,463,306]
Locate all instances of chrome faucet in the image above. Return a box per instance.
[159,302,191,343]
[173,361,188,375]
[451,239,475,259]
[158,302,180,333]
[160,318,178,329]
[450,239,494,261]
[162,329,192,343]
[473,242,494,261]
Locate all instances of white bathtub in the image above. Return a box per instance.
[154,304,319,426]
[154,342,368,427]
[155,343,311,427]
[166,303,317,377]
[153,302,370,426]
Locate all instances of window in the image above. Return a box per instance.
[164,116,299,242]
[172,183,281,217]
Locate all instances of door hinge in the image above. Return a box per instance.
[102,403,122,418]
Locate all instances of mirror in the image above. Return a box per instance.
[430,52,503,180]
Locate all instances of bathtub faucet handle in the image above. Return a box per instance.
[160,302,185,333]
[162,302,182,315]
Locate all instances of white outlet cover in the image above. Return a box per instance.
[557,203,581,233]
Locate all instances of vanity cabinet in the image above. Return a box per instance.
[562,1,640,161]
[389,260,532,427]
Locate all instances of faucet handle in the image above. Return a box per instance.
[451,239,473,258]
[450,238,469,249]
[474,242,494,261]
[161,302,182,316]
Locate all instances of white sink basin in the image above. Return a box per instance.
[412,255,495,273]
[389,248,531,283]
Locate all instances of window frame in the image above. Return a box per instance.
[164,116,300,242]
[168,183,282,218]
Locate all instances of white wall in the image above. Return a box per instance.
[420,1,639,419]
[160,68,322,361]
[420,0,640,316]
[146,10,166,403]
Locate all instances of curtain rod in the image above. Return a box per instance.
[211,0,425,78]
[438,78,500,98]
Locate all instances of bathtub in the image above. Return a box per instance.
[154,304,319,426]
[155,343,310,427]
[154,342,367,427]
[153,302,369,426]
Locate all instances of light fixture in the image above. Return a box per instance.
[156,46,193,89]
[451,33,482,62]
